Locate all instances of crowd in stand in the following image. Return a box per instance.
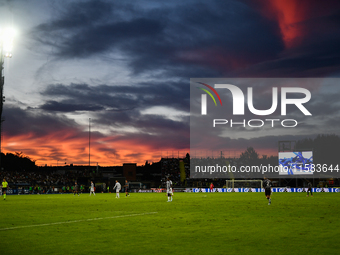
[161,158,181,185]
[0,169,95,194]
[0,169,88,186]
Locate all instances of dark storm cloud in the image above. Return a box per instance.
[56,18,164,58]
[38,0,114,30]
[33,0,340,80]
[32,0,284,76]
[34,0,165,59]
[3,105,80,137]
[40,100,104,112]
[122,2,283,75]
[39,81,189,113]
[29,0,340,78]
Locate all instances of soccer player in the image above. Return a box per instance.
[124,180,130,197]
[210,182,214,192]
[2,178,8,200]
[89,181,95,196]
[166,177,173,202]
[307,181,313,197]
[74,182,80,196]
[263,177,272,205]
[113,180,121,198]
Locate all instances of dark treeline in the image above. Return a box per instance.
[0,152,38,171]
[238,147,278,166]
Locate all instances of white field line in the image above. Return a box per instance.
[0,212,158,231]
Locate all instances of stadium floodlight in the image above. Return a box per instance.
[0,27,16,57]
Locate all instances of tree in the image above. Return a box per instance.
[239,147,259,165]
[1,152,37,171]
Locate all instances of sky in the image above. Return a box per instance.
[0,0,339,166]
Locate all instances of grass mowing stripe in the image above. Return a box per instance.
[0,212,158,231]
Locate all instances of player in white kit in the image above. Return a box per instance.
[166,177,173,202]
[113,180,121,198]
[89,181,96,196]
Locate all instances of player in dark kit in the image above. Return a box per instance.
[124,180,130,197]
[306,181,313,197]
[74,182,79,196]
[263,177,272,205]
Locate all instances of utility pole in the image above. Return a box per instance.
[89,118,91,170]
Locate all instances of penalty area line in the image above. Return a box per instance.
[0,212,158,231]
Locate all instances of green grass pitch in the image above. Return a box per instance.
[0,192,339,255]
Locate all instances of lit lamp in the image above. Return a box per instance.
[0,27,15,170]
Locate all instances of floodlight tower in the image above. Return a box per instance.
[0,27,15,170]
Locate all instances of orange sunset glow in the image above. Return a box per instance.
[2,131,190,166]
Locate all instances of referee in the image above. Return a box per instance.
[263,177,272,205]
[2,178,8,200]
